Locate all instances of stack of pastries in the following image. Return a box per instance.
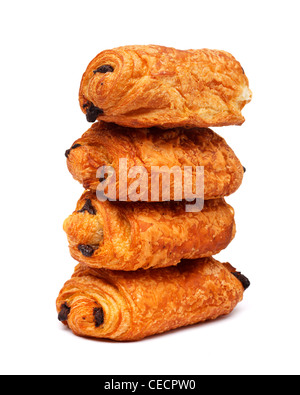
[57,45,251,341]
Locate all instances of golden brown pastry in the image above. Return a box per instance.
[65,122,244,201]
[79,45,252,128]
[56,257,249,341]
[63,191,236,270]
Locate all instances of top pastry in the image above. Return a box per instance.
[79,45,251,129]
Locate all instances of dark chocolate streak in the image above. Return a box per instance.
[232,272,251,290]
[86,104,104,122]
[58,303,70,322]
[243,166,246,173]
[93,307,104,327]
[78,244,94,257]
[65,144,81,158]
[77,199,96,215]
[93,65,114,74]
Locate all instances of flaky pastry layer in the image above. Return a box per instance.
[79,45,251,128]
[56,257,247,341]
[66,122,244,201]
[63,191,236,270]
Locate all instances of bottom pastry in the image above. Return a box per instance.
[56,257,250,341]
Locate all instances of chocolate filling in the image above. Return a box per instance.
[58,303,70,322]
[65,144,81,158]
[77,199,96,215]
[232,272,250,290]
[243,166,246,173]
[93,307,104,327]
[86,104,104,122]
[78,244,94,257]
[93,65,114,74]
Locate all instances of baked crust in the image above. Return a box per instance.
[56,257,245,341]
[63,191,236,270]
[66,122,244,201]
[79,45,251,128]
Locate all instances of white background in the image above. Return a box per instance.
[1,0,299,375]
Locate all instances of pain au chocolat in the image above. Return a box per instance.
[65,122,244,201]
[63,191,236,271]
[57,257,249,341]
[79,45,251,128]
